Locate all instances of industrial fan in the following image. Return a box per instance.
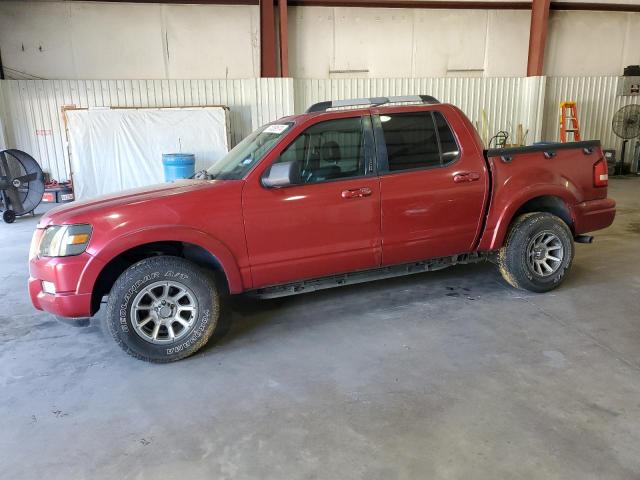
[0,149,45,223]
[612,104,640,175]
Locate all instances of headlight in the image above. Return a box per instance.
[38,224,92,257]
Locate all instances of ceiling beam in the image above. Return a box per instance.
[287,1,531,8]
[76,0,640,12]
[551,2,640,12]
[83,0,261,4]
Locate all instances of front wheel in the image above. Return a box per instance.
[105,256,220,362]
[497,212,574,293]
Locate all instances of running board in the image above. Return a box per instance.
[249,252,489,299]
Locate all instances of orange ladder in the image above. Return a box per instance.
[559,101,581,142]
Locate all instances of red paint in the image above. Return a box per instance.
[527,0,551,76]
[279,0,289,77]
[478,145,614,251]
[260,0,278,77]
[372,105,489,265]
[29,103,615,319]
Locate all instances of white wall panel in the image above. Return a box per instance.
[543,76,640,155]
[545,11,640,77]
[0,2,260,80]
[163,5,260,79]
[0,79,294,181]
[289,6,531,79]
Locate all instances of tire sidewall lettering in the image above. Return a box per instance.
[116,266,214,356]
[165,271,189,281]
[107,256,220,362]
[118,271,161,333]
[166,309,211,355]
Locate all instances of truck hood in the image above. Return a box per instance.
[39,180,220,227]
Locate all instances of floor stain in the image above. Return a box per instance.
[587,402,621,418]
[543,350,567,369]
[626,221,640,234]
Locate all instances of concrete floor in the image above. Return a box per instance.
[1,178,639,479]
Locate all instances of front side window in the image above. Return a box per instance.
[207,123,293,180]
[270,117,366,185]
[379,111,460,172]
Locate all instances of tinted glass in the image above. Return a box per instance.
[434,111,460,164]
[273,117,365,184]
[208,123,292,180]
[380,112,440,171]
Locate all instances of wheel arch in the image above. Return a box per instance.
[480,190,576,251]
[82,228,244,315]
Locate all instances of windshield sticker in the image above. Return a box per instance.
[264,124,290,134]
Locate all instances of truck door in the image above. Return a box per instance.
[242,113,382,288]
[374,107,488,265]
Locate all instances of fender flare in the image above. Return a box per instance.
[78,226,245,295]
[479,184,578,251]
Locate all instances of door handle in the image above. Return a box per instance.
[453,172,481,183]
[341,187,372,199]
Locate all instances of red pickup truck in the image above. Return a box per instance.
[29,95,615,362]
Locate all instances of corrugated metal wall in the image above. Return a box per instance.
[294,77,547,146]
[0,78,294,182]
[1,76,638,182]
[544,76,640,153]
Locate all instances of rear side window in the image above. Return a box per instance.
[434,112,460,164]
[380,112,440,171]
[379,111,459,172]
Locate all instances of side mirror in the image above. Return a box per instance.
[262,161,298,188]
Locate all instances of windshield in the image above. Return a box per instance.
[207,122,293,180]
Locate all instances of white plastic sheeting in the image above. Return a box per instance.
[66,107,228,199]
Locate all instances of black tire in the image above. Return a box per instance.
[3,210,16,223]
[497,212,574,293]
[106,256,220,362]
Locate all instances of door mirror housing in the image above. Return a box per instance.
[262,161,298,188]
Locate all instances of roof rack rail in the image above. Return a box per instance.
[305,95,440,113]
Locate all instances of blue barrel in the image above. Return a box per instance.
[162,153,195,181]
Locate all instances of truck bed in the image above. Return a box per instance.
[478,139,612,251]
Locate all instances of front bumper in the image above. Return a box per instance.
[29,252,96,318]
[573,197,616,234]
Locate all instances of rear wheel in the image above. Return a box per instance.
[497,212,574,293]
[106,256,220,362]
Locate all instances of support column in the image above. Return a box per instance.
[279,0,289,77]
[261,0,278,77]
[527,0,551,76]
